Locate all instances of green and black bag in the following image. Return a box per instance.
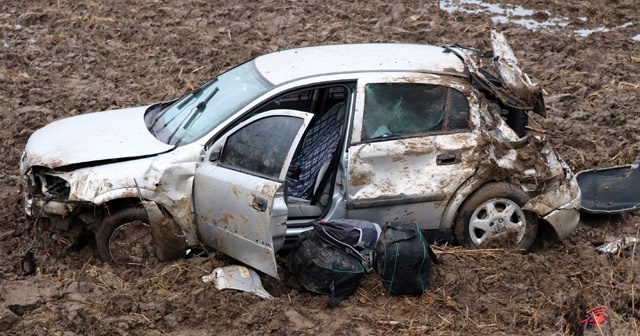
[375,222,437,295]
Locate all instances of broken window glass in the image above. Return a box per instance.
[362,83,469,140]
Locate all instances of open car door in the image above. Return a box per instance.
[193,110,313,279]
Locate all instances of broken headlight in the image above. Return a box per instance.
[24,167,73,217]
[24,167,71,200]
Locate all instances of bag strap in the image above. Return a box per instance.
[385,222,419,244]
[328,281,342,308]
[287,231,307,273]
[427,244,439,265]
[316,227,374,272]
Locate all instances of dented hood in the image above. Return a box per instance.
[22,105,175,170]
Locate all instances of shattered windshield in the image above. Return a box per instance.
[147,61,273,146]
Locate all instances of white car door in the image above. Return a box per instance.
[346,75,480,230]
[193,110,313,279]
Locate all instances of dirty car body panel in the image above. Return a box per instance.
[193,110,313,278]
[21,31,580,277]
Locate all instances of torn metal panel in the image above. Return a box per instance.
[445,30,546,117]
[441,131,579,239]
[542,196,581,240]
[524,176,581,239]
[489,31,545,116]
[141,201,188,261]
[481,133,564,187]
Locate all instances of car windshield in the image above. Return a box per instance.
[148,60,273,146]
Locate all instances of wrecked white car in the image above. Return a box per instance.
[21,32,580,278]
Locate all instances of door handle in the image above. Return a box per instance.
[252,196,268,212]
[436,151,461,165]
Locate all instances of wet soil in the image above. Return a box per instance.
[1,0,640,335]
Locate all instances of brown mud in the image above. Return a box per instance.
[1,0,640,335]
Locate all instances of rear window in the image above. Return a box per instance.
[362,83,469,140]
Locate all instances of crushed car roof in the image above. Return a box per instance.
[254,43,466,85]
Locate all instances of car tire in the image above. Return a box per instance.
[95,207,155,265]
[454,182,538,250]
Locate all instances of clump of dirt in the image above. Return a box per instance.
[1,0,640,335]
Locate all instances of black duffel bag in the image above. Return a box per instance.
[287,219,381,307]
[375,222,437,295]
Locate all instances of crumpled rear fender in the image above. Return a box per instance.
[522,176,581,239]
[441,167,581,241]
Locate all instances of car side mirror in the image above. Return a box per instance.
[209,147,222,162]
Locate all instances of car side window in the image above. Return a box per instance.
[219,115,304,180]
[362,83,470,140]
[253,89,314,114]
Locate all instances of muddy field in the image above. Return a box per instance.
[1,0,640,335]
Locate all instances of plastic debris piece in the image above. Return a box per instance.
[202,265,273,299]
[596,237,640,254]
[580,305,608,331]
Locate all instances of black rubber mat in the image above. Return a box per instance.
[576,161,640,213]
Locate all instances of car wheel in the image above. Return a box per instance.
[95,207,155,265]
[454,182,538,250]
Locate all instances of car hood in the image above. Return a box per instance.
[22,105,175,170]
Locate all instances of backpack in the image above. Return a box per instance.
[375,222,437,295]
[312,219,381,272]
[287,219,381,307]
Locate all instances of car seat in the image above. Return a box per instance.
[287,102,346,200]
